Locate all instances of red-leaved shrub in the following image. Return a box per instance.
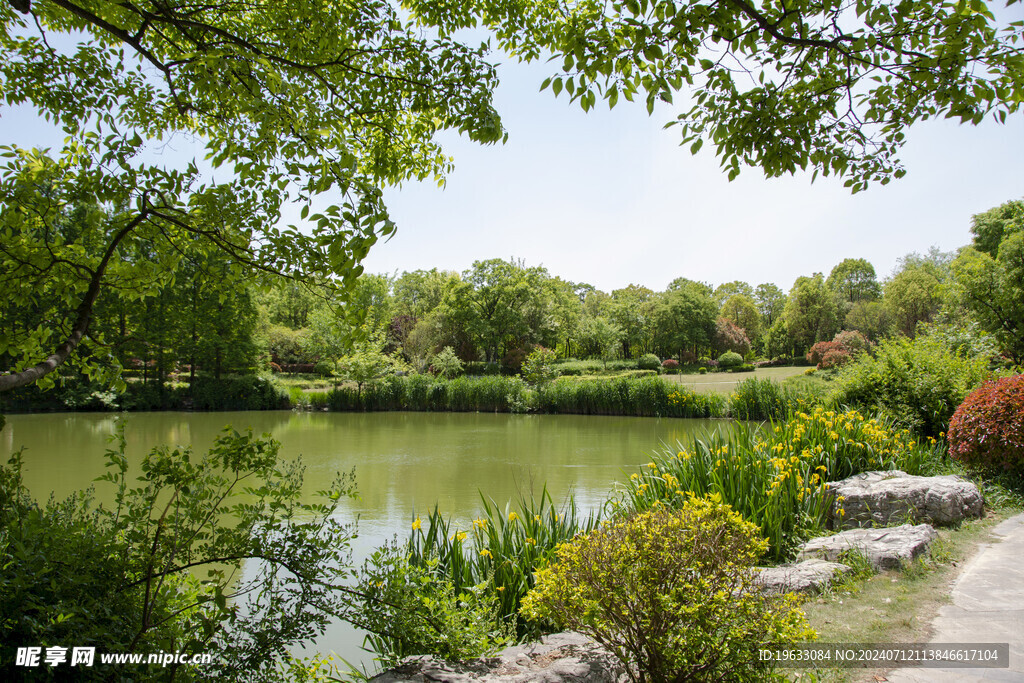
[662,359,680,370]
[819,348,852,369]
[806,340,842,366]
[948,374,1024,473]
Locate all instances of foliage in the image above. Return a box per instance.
[617,407,939,560]
[337,331,401,393]
[539,377,726,418]
[712,317,751,356]
[717,350,744,369]
[951,229,1024,363]
[651,280,717,360]
[729,378,796,421]
[0,429,360,681]
[328,374,532,413]
[948,374,1024,474]
[265,324,309,365]
[356,545,513,668]
[884,248,953,337]
[969,198,1024,258]
[720,293,762,344]
[827,258,882,304]
[521,346,560,385]
[782,273,841,355]
[519,500,814,683]
[830,333,992,437]
[420,0,1024,192]
[0,0,504,392]
[661,358,680,373]
[636,353,661,371]
[430,346,465,379]
[399,488,599,639]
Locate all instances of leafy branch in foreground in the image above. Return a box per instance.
[0,427,364,681]
[411,0,1024,190]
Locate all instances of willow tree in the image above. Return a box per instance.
[0,0,503,391]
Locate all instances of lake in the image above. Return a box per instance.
[0,410,734,669]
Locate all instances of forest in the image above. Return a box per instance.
[2,198,1021,413]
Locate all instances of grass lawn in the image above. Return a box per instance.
[663,366,810,395]
[789,510,1013,682]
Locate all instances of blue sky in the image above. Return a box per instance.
[369,55,1024,294]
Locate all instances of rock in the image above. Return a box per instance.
[369,632,627,682]
[754,559,852,594]
[797,523,938,571]
[828,470,983,529]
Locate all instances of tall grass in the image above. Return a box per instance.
[615,407,941,560]
[728,377,809,421]
[325,374,727,417]
[406,487,599,634]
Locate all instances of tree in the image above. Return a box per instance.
[609,284,656,358]
[576,315,623,366]
[754,283,786,330]
[969,198,1024,257]
[827,258,882,304]
[952,222,1024,362]
[782,273,841,354]
[337,331,400,394]
[413,0,1024,191]
[719,293,762,344]
[712,281,754,307]
[652,281,717,359]
[884,249,953,337]
[0,0,503,391]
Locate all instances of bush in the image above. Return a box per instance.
[637,353,661,371]
[519,499,813,683]
[431,346,464,379]
[661,359,680,373]
[948,374,1024,474]
[730,363,756,372]
[521,347,559,385]
[729,378,790,420]
[619,407,938,559]
[698,366,707,374]
[0,430,358,681]
[830,334,992,437]
[717,351,743,369]
[819,348,852,369]
[313,359,335,377]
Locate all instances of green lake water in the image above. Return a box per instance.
[0,410,734,670]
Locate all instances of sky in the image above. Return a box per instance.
[366,55,1024,294]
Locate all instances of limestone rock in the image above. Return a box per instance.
[797,523,937,571]
[369,632,627,683]
[754,559,852,594]
[827,470,982,529]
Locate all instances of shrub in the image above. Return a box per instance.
[313,359,335,377]
[730,363,756,372]
[698,366,707,374]
[357,545,514,668]
[830,334,992,437]
[948,374,1024,474]
[0,430,358,681]
[819,348,852,369]
[618,407,938,559]
[519,499,814,683]
[661,359,680,373]
[521,347,559,385]
[431,346,464,379]
[637,353,661,371]
[717,351,744,369]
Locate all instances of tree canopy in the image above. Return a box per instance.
[0,0,503,391]
[410,0,1024,191]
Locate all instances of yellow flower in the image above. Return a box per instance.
[525,537,536,545]
[648,462,657,469]
[480,548,492,558]
[508,511,518,522]
[473,518,487,529]
[412,517,422,531]
[534,514,541,523]
[630,473,640,480]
